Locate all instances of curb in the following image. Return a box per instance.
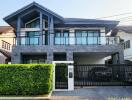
[0,92,52,100]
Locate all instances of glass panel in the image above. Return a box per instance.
[26,19,40,28]
[63,31,69,44]
[82,37,87,44]
[21,37,26,45]
[94,31,99,37]
[93,31,99,44]
[63,31,69,37]
[55,37,61,45]
[26,32,40,45]
[82,31,87,37]
[55,31,62,45]
[76,31,82,44]
[76,31,82,37]
[55,33,61,37]
[87,31,93,44]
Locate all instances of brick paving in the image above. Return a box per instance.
[51,87,132,100]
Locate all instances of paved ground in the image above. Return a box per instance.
[51,87,132,100]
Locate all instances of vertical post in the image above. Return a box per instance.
[67,51,73,61]
[112,53,119,64]
[68,64,74,91]
[49,17,54,46]
[48,16,50,45]
[40,12,43,45]
[47,51,53,63]
[17,17,21,45]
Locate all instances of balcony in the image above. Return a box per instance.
[14,35,120,46]
[54,36,120,45]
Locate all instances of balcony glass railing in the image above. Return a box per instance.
[54,36,120,45]
[14,36,120,46]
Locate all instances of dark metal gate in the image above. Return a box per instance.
[74,64,132,86]
[55,64,68,89]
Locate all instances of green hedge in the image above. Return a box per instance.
[0,64,53,96]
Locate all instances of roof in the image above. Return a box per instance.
[4,2,64,21]
[111,26,132,36]
[64,18,118,25]
[4,2,119,31]
[0,26,13,33]
[116,26,132,33]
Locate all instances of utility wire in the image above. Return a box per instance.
[96,11,132,19]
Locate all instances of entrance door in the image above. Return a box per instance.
[55,64,68,89]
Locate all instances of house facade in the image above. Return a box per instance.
[0,26,15,63]
[112,26,132,64]
[4,2,124,64]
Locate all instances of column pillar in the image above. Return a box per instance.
[118,51,124,64]
[17,17,21,46]
[112,53,119,64]
[11,51,21,64]
[40,12,43,45]
[118,44,124,64]
[48,16,54,46]
[47,51,53,63]
[67,51,73,61]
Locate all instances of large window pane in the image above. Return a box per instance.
[26,19,40,28]
[63,31,69,45]
[76,31,82,44]
[25,31,40,45]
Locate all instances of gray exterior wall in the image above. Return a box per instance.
[11,44,124,64]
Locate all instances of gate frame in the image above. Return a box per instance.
[52,61,74,91]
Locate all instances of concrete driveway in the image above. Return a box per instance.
[51,87,132,100]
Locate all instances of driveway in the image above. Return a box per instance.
[51,86,132,100]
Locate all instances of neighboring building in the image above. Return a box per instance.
[112,26,132,64]
[3,2,124,64]
[0,26,15,63]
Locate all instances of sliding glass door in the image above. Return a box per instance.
[21,31,40,45]
[75,30,100,45]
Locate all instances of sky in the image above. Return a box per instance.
[1,0,132,26]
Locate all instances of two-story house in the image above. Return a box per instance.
[112,26,132,64]
[3,2,124,64]
[0,26,15,63]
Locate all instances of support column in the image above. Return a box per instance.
[112,53,119,64]
[48,16,54,46]
[118,51,124,64]
[118,44,124,64]
[47,51,53,63]
[112,45,124,64]
[11,51,21,64]
[67,51,73,61]
[17,17,21,46]
[40,12,43,45]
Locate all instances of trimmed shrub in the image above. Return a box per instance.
[0,64,53,95]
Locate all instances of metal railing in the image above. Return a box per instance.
[54,36,120,45]
[13,35,120,46]
[2,40,11,50]
[74,64,132,86]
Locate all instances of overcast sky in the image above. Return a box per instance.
[0,0,132,26]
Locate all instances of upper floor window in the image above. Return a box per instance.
[20,31,40,45]
[25,18,40,28]
[124,40,130,49]
[75,30,100,45]
[55,30,69,45]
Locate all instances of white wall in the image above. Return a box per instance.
[74,55,105,64]
[117,31,132,61]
